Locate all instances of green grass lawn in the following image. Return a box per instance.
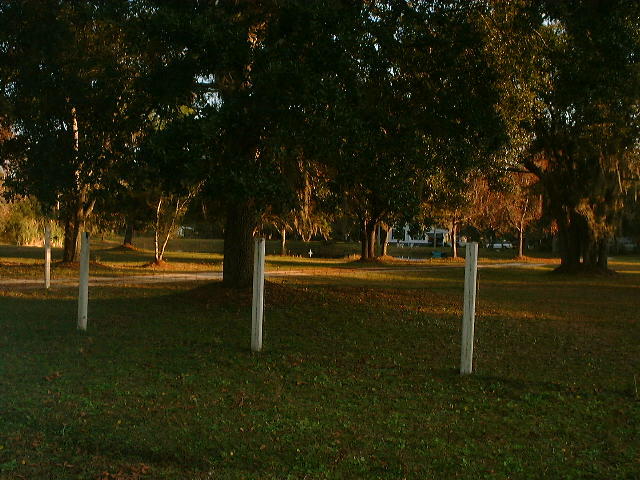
[0,248,639,479]
[0,238,556,284]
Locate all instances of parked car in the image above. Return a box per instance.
[487,241,513,249]
[444,240,467,247]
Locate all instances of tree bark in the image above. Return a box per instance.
[532,158,616,274]
[366,222,376,260]
[123,222,134,246]
[517,222,524,258]
[380,224,391,256]
[62,203,82,263]
[63,105,82,263]
[597,239,609,270]
[223,201,255,288]
[62,191,95,263]
[554,211,614,273]
[360,219,368,260]
[63,218,76,262]
[154,198,162,263]
[559,218,582,270]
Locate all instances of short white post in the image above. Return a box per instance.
[77,232,90,331]
[44,222,51,289]
[460,242,478,375]
[251,238,266,352]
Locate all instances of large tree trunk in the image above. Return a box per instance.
[360,219,368,260]
[554,210,613,273]
[380,224,391,256]
[62,202,82,263]
[359,218,378,260]
[63,218,77,262]
[557,216,582,271]
[123,222,134,246]
[62,191,94,263]
[597,239,609,271]
[223,201,255,288]
[366,222,376,259]
[64,105,82,263]
[531,156,617,274]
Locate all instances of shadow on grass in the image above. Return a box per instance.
[0,244,63,262]
[1,269,639,478]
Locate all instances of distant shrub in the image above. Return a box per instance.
[1,197,42,245]
[0,196,9,235]
[0,197,62,246]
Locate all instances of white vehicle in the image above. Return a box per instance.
[487,241,513,249]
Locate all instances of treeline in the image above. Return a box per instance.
[1,1,639,285]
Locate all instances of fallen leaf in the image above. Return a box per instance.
[44,372,62,382]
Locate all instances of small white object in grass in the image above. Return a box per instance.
[308,249,313,257]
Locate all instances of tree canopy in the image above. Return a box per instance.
[487,0,640,272]
[1,0,638,279]
[0,0,149,261]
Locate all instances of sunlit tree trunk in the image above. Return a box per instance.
[518,223,524,258]
[280,227,287,256]
[450,221,458,258]
[62,190,95,263]
[380,223,391,256]
[154,197,163,263]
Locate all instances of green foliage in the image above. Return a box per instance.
[3,200,40,246]
[0,196,64,246]
[0,188,8,235]
[0,197,41,246]
[3,0,638,275]
[321,1,508,259]
[0,0,155,260]
[487,0,640,270]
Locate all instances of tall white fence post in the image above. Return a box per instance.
[77,232,90,331]
[44,222,51,289]
[460,242,478,375]
[251,237,266,352]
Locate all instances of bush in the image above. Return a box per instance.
[1,197,42,245]
[0,197,62,246]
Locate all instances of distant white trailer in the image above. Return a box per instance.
[390,225,450,247]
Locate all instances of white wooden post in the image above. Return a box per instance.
[251,238,266,352]
[44,222,51,289]
[460,242,478,375]
[77,232,90,331]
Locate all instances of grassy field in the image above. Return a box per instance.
[0,238,554,283]
[0,244,639,479]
